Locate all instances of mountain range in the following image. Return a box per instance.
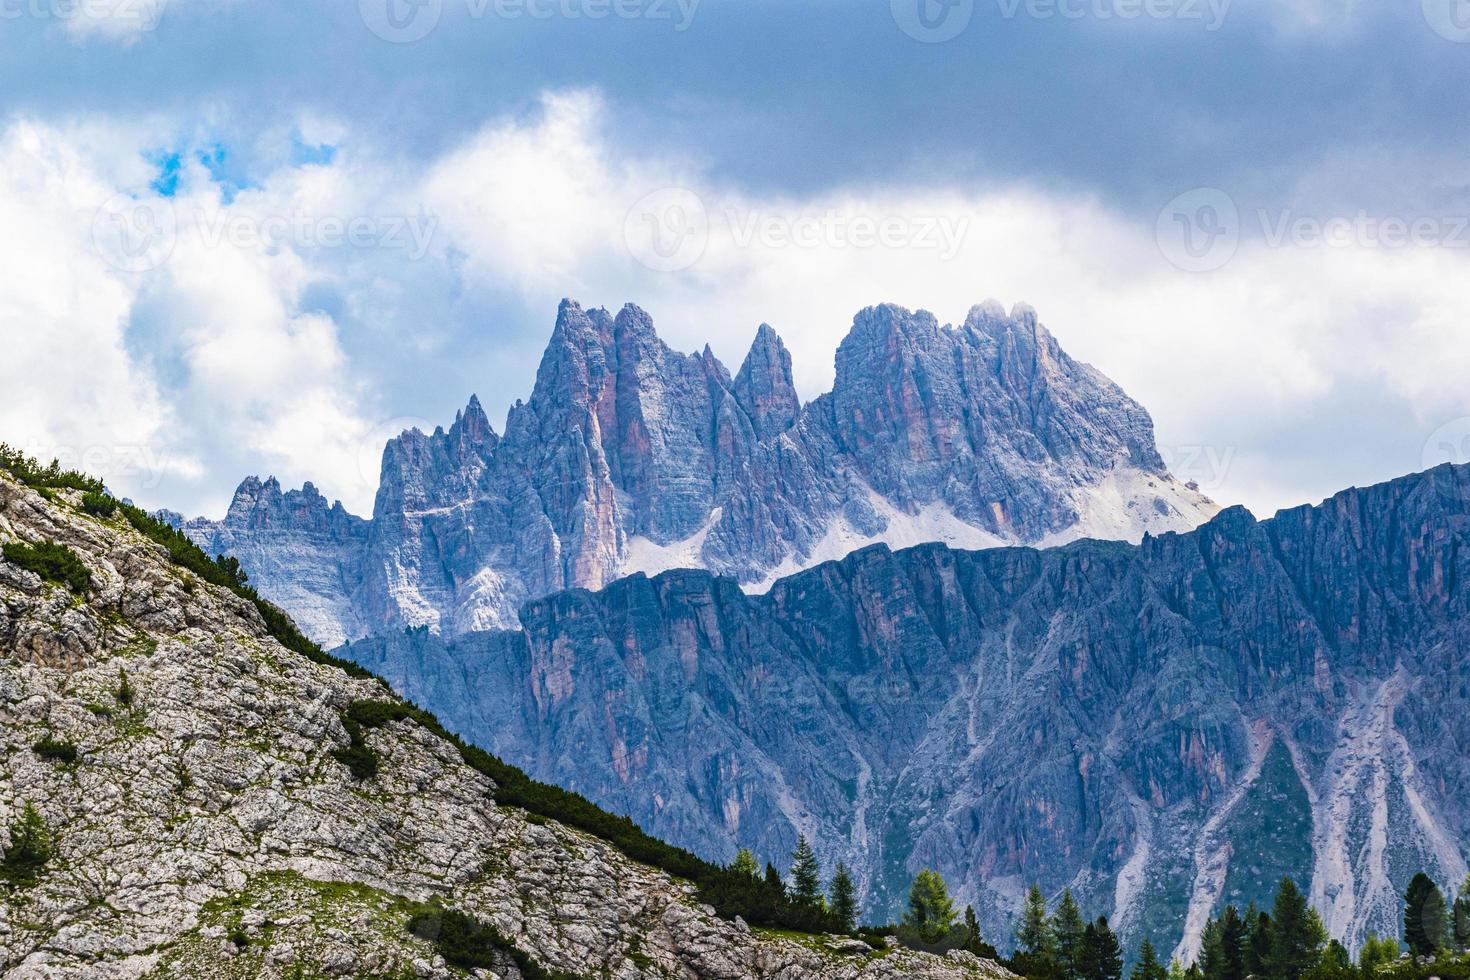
[182,299,1216,647]
[342,463,1470,963]
[173,296,1470,962]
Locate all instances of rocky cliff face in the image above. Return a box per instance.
[344,464,1470,962]
[0,469,1012,980]
[182,476,369,647]
[189,299,1215,645]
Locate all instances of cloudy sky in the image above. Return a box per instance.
[3,0,1469,520]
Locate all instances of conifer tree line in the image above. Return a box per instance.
[1009,873,1470,980]
[712,831,1470,974]
[714,833,1470,971]
[709,835,991,952]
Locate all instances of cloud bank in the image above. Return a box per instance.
[4,90,1468,522]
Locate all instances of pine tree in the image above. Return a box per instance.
[1404,872,1449,957]
[1054,888,1087,980]
[790,836,821,907]
[1132,940,1168,980]
[1246,909,1274,980]
[1019,883,1057,957]
[731,848,760,878]
[115,666,134,708]
[1219,905,1247,980]
[829,862,858,932]
[963,905,990,956]
[1200,916,1226,980]
[1076,917,1124,980]
[1453,875,1470,952]
[902,869,958,945]
[1268,878,1326,980]
[1358,933,1400,978]
[0,803,50,885]
[1303,940,1356,980]
[1167,959,1189,980]
[764,861,784,896]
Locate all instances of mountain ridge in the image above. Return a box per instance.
[186,298,1217,646]
[340,461,1470,962]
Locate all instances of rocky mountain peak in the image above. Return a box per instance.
[612,301,659,348]
[735,322,801,440]
[189,296,1217,646]
[836,303,944,360]
[452,392,497,447]
[220,475,346,532]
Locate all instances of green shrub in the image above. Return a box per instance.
[115,667,135,708]
[344,699,415,729]
[0,444,105,494]
[32,736,78,765]
[81,492,117,518]
[0,803,51,885]
[406,906,587,979]
[331,743,379,781]
[2,540,90,593]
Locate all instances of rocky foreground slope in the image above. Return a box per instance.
[185,299,1215,646]
[0,471,1012,979]
[345,464,1470,962]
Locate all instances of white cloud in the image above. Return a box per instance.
[416,91,1470,518]
[0,117,388,516]
[0,120,184,496]
[5,91,1469,525]
[58,0,169,42]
